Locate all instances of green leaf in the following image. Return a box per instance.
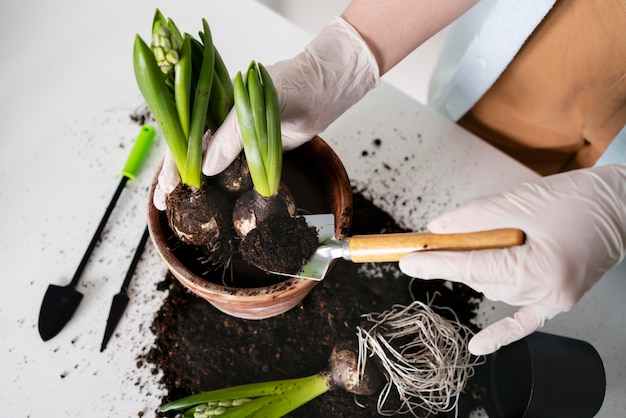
[133,34,187,176]
[246,62,268,167]
[251,374,330,417]
[215,395,281,418]
[206,47,234,132]
[165,16,183,50]
[174,36,192,138]
[214,47,234,104]
[160,376,317,412]
[172,374,331,418]
[152,9,168,36]
[184,18,214,189]
[234,70,271,197]
[259,63,282,196]
[206,74,230,132]
[234,61,283,198]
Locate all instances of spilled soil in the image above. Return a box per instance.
[142,191,485,417]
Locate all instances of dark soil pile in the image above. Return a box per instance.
[240,215,319,274]
[142,191,485,417]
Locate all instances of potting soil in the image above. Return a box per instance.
[141,191,486,417]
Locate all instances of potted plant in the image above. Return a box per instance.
[134,9,237,262]
[135,10,352,319]
[230,60,320,274]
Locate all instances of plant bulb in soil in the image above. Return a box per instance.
[166,182,235,265]
[233,187,318,275]
[211,152,252,196]
[232,186,296,238]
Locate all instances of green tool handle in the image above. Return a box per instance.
[121,124,157,180]
[69,125,156,288]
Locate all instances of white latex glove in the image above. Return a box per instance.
[152,150,179,211]
[202,16,379,176]
[399,164,626,356]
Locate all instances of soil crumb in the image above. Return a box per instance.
[142,190,485,417]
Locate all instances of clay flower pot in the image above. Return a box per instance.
[147,136,352,320]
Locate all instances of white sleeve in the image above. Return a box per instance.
[596,127,626,166]
[427,0,556,121]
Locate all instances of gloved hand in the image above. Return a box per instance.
[203,16,379,176]
[153,16,379,208]
[152,150,179,211]
[399,164,626,356]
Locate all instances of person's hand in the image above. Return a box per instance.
[201,16,379,176]
[399,164,626,355]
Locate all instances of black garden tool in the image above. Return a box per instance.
[100,226,150,351]
[38,125,156,341]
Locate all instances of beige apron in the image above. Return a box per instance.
[458,0,626,175]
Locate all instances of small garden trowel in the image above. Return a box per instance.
[277,214,525,281]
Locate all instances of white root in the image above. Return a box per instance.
[356,300,481,417]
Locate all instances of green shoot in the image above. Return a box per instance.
[174,36,192,138]
[160,373,330,417]
[233,61,282,198]
[259,63,282,197]
[133,9,233,189]
[133,34,188,176]
[184,18,214,189]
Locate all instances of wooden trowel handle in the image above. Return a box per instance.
[346,228,525,263]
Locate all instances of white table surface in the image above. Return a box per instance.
[0,0,623,416]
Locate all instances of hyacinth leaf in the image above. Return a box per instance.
[259,62,282,197]
[161,376,304,411]
[152,9,168,37]
[174,36,192,138]
[230,374,329,418]
[234,70,271,197]
[214,47,234,107]
[206,47,234,132]
[206,73,230,132]
[259,377,329,417]
[196,31,234,128]
[184,18,214,189]
[133,34,187,176]
[189,395,278,418]
[160,374,330,415]
[166,16,183,49]
[246,62,268,166]
[234,61,282,198]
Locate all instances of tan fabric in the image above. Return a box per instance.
[458,0,626,175]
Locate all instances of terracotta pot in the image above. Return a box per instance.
[147,136,352,319]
